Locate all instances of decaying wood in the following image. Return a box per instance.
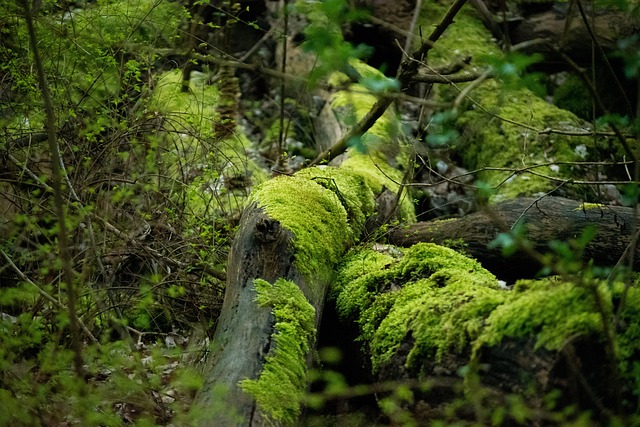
[388,196,638,280]
[194,205,312,425]
[509,4,639,64]
[194,175,402,424]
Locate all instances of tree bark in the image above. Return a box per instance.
[194,205,300,426]
[388,196,638,281]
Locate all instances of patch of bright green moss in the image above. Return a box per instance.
[331,87,398,150]
[475,279,640,357]
[339,153,416,222]
[253,157,415,291]
[373,278,505,373]
[455,81,586,199]
[239,278,316,424]
[149,69,220,133]
[149,69,267,223]
[475,278,608,352]
[425,4,501,67]
[472,278,640,397]
[332,248,397,317]
[295,166,376,235]
[329,60,401,154]
[335,243,503,373]
[336,239,640,393]
[575,202,605,211]
[250,174,351,291]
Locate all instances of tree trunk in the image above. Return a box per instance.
[194,205,300,426]
[388,196,638,281]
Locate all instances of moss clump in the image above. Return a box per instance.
[330,84,399,152]
[475,279,640,360]
[328,60,408,162]
[294,165,376,236]
[335,243,503,374]
[253,155,415,290]
[336,241,640,402]
[149,69,219,130]
[419,3,595,200]
[475,278,608,352]
[424,3,501,67]
[251,174,350,289]
[456,81,587,200]
[240,278,316,424]
[575,202,605,211]
[339,153,416,223]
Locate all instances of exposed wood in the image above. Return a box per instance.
[509,5,639,65]
[388,196,638,280]
[195,205,304,426]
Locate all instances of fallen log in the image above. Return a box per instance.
[191,153,412,425]
[388,196,638,281]
[331,240,640,424]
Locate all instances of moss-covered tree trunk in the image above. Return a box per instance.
[192,154,412,425]
[191,37,414,420]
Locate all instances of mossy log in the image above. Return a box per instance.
[192,1,640,424]
[193,205,299,426]
[388,196,638,281]
[192,154,411,425]
[333,241,640,424]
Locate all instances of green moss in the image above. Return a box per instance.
[475,278,608,352]
[474,279,640,363]
[425,4,501,67]
[418,3,592,200]
[455,81,585,199]
[339,154,416,222]
[373,279,505,372]
[335,243,503,373]
[149,69,220,132]
[336,240,640,396]
[329,60,402,155]
[331,87,398,150]
[239,278,316,424]
[251,175,350,290]
[295,166,377,235]
[472,278,640,398]
[553,74,592,120]
[575,202,605,211]
[149,69,267,223]
[253,155,415,291]
[332,248,397,317]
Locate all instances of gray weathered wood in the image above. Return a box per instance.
[388,197,638,280]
